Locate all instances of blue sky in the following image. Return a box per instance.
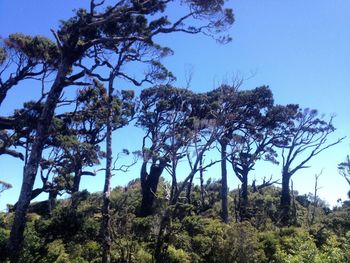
[0,0,349,210]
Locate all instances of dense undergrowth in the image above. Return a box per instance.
[1,179,349,262]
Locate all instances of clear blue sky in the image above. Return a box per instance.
[0,0,349,210]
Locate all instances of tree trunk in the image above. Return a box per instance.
[186,173,195,204]
[240,169,249,220]
[8,63,70,262]
[220,142,228,223]
[0,88,8,107]
[199,157,205,209]
[71,166,83,209]
[72,166,82,194]
[101,77,114,263]
[48,191,58,215]
[280,172,291,226]
[139,161,166,217]
[11,187,44,212]
[154,207,172,263]
[170,166,177,205]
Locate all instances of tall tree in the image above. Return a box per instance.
[229,86,277,220]
[7,0,234,259]
[206,84,241,223]
[101,80,135,263]
[275,107,344,225]
[137,85,193,216]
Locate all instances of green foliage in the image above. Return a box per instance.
[45,240,70,263]
[0,227,10,261]
[2,179,350,262]
[166,245,191,263]
[0,46,6,65]
[271,228,319,263]
[5,33,59,66]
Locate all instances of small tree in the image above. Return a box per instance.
[154,115,220,262]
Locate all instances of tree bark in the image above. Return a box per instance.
[199,157,205,209]
[170,166,177,205]
[72,165,82,194]
[11,187,44,212]
[101,76,114,263]
[240,168,249,220]
[139,160,166,217]
[280,171,291,226]
[48,191,58,214]
[220,142,228,223]
[8,63,70,262]
[71,166,83,209]
[186,173,195,204]
[154,207,172,263]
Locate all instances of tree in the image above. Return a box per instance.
[101,80,135,263]
[275,107,344,225]
[48,82,109,195]
[10,82,111,213]
[137,85,194,216]
[338,155,350,198]
[229,86,278,220]
[154,115,220,262]
[7,0,234,259]
[205,84,240,223]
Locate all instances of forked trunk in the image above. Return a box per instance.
[186,173,195,204]
[139,161,166,217]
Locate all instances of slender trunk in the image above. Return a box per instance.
[169,158,177,204]
[8,63,69,262]
[309,174,318,226]
[101,78,114,263]
[280,171,291,226]
[240,168,249,220]
[220,142,228,223]
[186,174,194,204]
[154,207,172,263]
[199,157,205,209]
[234,192,239,223]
